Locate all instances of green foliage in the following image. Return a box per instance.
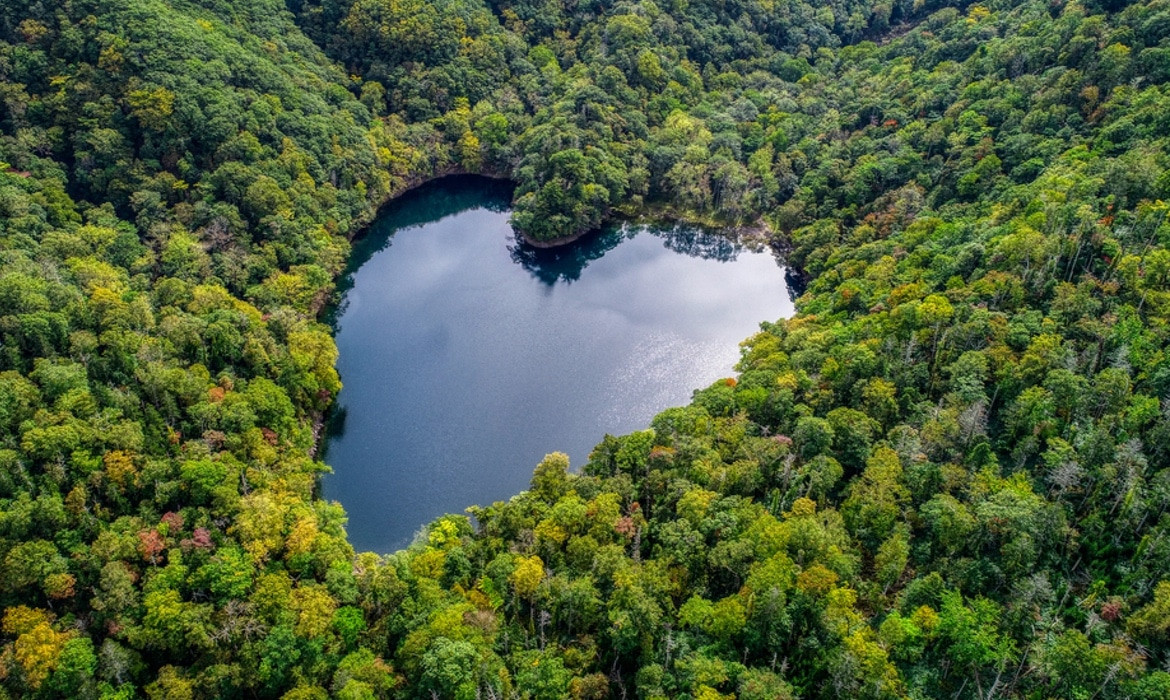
[1,0,1170,696]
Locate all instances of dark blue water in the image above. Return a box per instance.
[323,177,794,552]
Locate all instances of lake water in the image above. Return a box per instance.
[322,177,795,552]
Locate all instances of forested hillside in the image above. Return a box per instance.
[0,0,1169,697]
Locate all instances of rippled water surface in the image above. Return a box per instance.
[323,177,794,552]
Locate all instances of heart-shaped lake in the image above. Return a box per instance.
[322,176,795,552]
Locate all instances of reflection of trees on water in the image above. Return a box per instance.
[512,222,780,286]
[785,268,808,298]
[648,224,739,262]
[650,225,803,300]
[326,176,514,327]
[508,227,635,285]
[370,175,513,235]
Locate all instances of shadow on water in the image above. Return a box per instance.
[325,175,515,327]
[510,221,751,286]
[319,405,346,463]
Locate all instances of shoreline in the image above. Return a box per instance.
[351,169,779,251]
[347,167,514,243]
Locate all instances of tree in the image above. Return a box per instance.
[1129,581,1170,644]
[841,448,909,551]
[531,452,570,503]
[510,555,545,600]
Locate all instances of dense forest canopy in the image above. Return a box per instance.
[0,0,1169,697]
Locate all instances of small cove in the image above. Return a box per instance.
[322,176,796,552]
